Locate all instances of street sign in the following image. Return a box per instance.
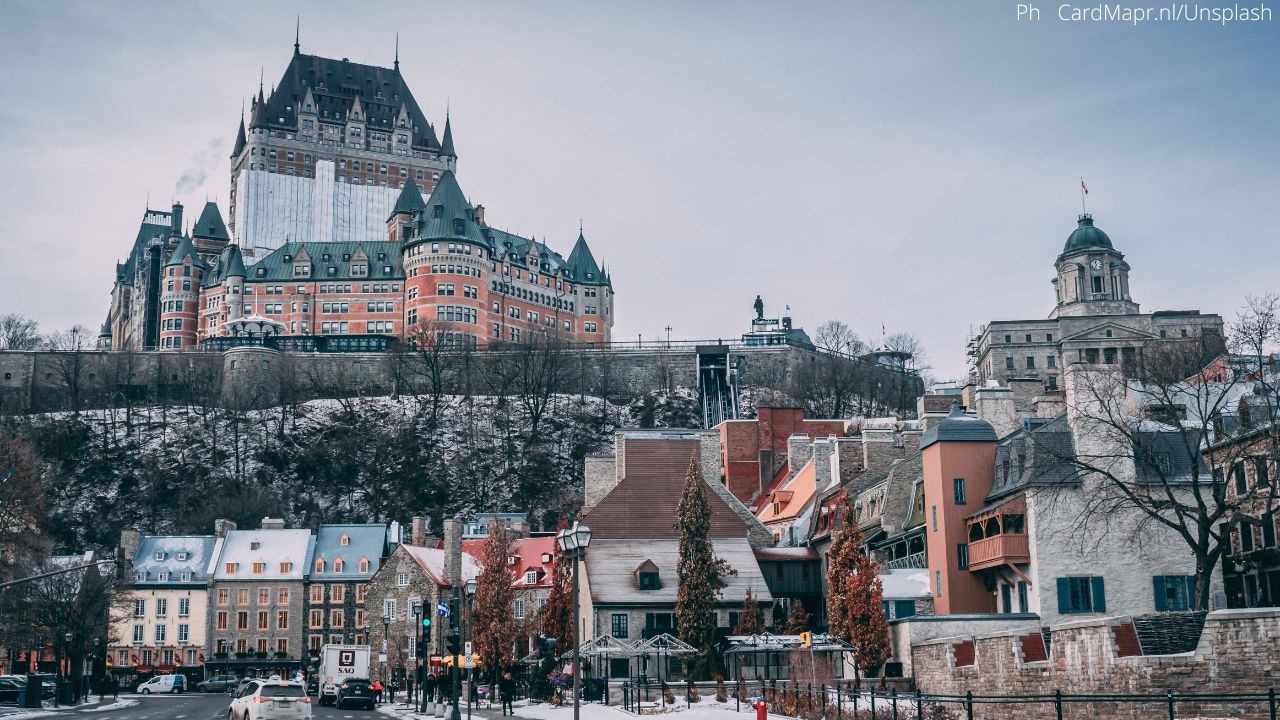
[378,652,388,663]
[437,600,450,617]
[464,641,472,656]
[799,631,812,648]
[464,642,474,669]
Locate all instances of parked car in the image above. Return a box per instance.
[228,678,312,720]
[335,678,374,710]
[0,676,23,703]
[137,674,185,694]
[196,675,240,693]
[305,678,318,696]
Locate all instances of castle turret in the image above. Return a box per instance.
[158,234,204,350]
[222,244,247,323]
[387,178,425,242]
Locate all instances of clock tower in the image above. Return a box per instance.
[1050,213,1138,319]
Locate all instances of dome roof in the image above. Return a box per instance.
[1063,214,1113,253]
[920,403,997,449]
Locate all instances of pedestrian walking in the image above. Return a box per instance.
[371,678,384,705]
[406,675,414,704]
[499,671,514,716]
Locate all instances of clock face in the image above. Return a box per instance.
[1090,259,1103,270]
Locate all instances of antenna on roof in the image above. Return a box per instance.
[394,33,400,71]
[294,15,301,56]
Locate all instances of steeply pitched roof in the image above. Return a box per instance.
[987,414,1080,502]
[390,177,426,219]
[307,524,389,581]
[584,538,771,606]
[212,529,313,581]
[440,113,456,157]
[566,232,603,284]
[192,202,230,242]
[165,234,204,268]
[400,544,481,587]
[131,535,217,586]
[583,437,750,539]
[252,52,441,151]
[409,171,487,246]
[232,113,247,158]
[117,209,174,286]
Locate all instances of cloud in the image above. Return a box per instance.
[174,138,224,198]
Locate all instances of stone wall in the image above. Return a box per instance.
[906,608,1280,719]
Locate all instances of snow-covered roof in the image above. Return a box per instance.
[307,524,388,580]
[133,536,216,585]
[213,529,314,580]
[584,538,772,606]
[402,544,481,586]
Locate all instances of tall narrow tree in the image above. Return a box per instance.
[540,515,574,648]
[472,520,518,678]
[675,458,735,679]
[733,586,765,635]
[784,599,811,633]
[826,494,889,678]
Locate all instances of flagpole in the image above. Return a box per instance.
[1080,177,1087,215]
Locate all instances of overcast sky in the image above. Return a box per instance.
[1,1,1277,379]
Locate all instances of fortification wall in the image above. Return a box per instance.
[905,608,1280,719]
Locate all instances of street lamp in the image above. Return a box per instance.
[463,579,476,720]
[411,600,422,712]
[382,613,391,705]
[556,522,591,720]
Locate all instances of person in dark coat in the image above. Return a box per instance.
[499,671,515,716]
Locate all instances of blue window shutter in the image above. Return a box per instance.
[1091,576,1107,613]
[1056,578,1070,613]
[1152,576,1167,611]
[1184,576,1196,608]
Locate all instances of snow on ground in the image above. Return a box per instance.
[511,698,782,720]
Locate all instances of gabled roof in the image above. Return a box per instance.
[307,524,389,580]
[192,202,230,242]
[584,538,771,606]
[988,414,1080,502]
[212,528,313,581]
[400,544,481,587]
[756,459,817,525]
[251,52,441,151]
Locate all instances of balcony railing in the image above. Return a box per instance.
[887,552,926,570]
[968,534,1030,570]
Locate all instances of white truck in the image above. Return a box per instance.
[318,644,370,705]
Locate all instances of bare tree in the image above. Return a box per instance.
[0,426,49,578]
[44,325,94,413]
[1049,303,1279,610]
[814,320,865,357]
[0,313,41,350]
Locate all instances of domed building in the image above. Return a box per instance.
[971,213,1223,396]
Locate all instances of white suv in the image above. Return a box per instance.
[227,678,312,720]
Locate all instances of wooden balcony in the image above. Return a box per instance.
[967,534,1029,571]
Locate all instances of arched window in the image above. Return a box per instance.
[315,558,325,574]
[359,557,370,573]
[334,558,345,573]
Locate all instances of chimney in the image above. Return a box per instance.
[388,521,402,545]
[1032,393,1067,418]
[975,386,1019,439]
[118,529,141,579]
[812,438,835,490]
[261,517,286,530]
[214,518,238,538]
[511,520,530,539]
[411,516,429,547]
[787,434,812,474]
[171,202,183,236]
[443,517,462,587]
[475,204,485,225]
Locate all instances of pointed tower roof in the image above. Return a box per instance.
[99,313,113,339]
[165,233,203,268]
[441,113,456,157]
[566,231,603,283]
[192,202,231,242]
[388,178,426,221]
[232,107,247,158]
[222,244,247,278]
[412,170,486,245]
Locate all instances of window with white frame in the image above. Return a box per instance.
[513,598,526,619]
[132,625,144,644]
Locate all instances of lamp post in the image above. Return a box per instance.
[382,613,391,705]
[556,522,591,720]
[411,600,422,711]
[464,578,476,720]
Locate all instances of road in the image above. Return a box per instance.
[2,693,389,719]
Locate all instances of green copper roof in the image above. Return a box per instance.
[1063,214,1113,254]
[389,178,426,220]
[165,234,204,268]
[920,403,997,450]
[246,241,404,281]
[192,202,230,242]
[566,232,604,284]
[222,244,247,278]
[232,114,247,158]
[441,114,456,158]
[409,170,487,247]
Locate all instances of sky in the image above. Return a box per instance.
[1,0,1277,379]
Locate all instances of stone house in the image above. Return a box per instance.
[1204,413,1279,608]
[302,524,392,660]
[205,518,312,678]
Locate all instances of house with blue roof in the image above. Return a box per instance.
[303,524,392,656]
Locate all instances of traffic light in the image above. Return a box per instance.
[445,633,462,656]
[422,616,431,628]
[449,599,460,629]
[799,631,812,648]
[417,637,429,658]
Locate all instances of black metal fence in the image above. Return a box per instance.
[621,678,1280,720]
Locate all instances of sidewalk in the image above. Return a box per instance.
[375,695,506,720]
[0,697,138,719]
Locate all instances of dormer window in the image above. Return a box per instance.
[283,254,292,262]
[540,553,552,563]
[524,570,538,584]
[343,253,352,262]
[340,534,350,546]
[315,558,325,573]
[256,268,266,277]
[250,541,261,550]
[176,552,189,562]
[639,571,660,590]
[434,205,445,218]
[453,219,465,235]
[322,253,332,261]
[155,552,166,561]
[507,555,518,566]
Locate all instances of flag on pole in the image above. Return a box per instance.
[1081,179,1088,195]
